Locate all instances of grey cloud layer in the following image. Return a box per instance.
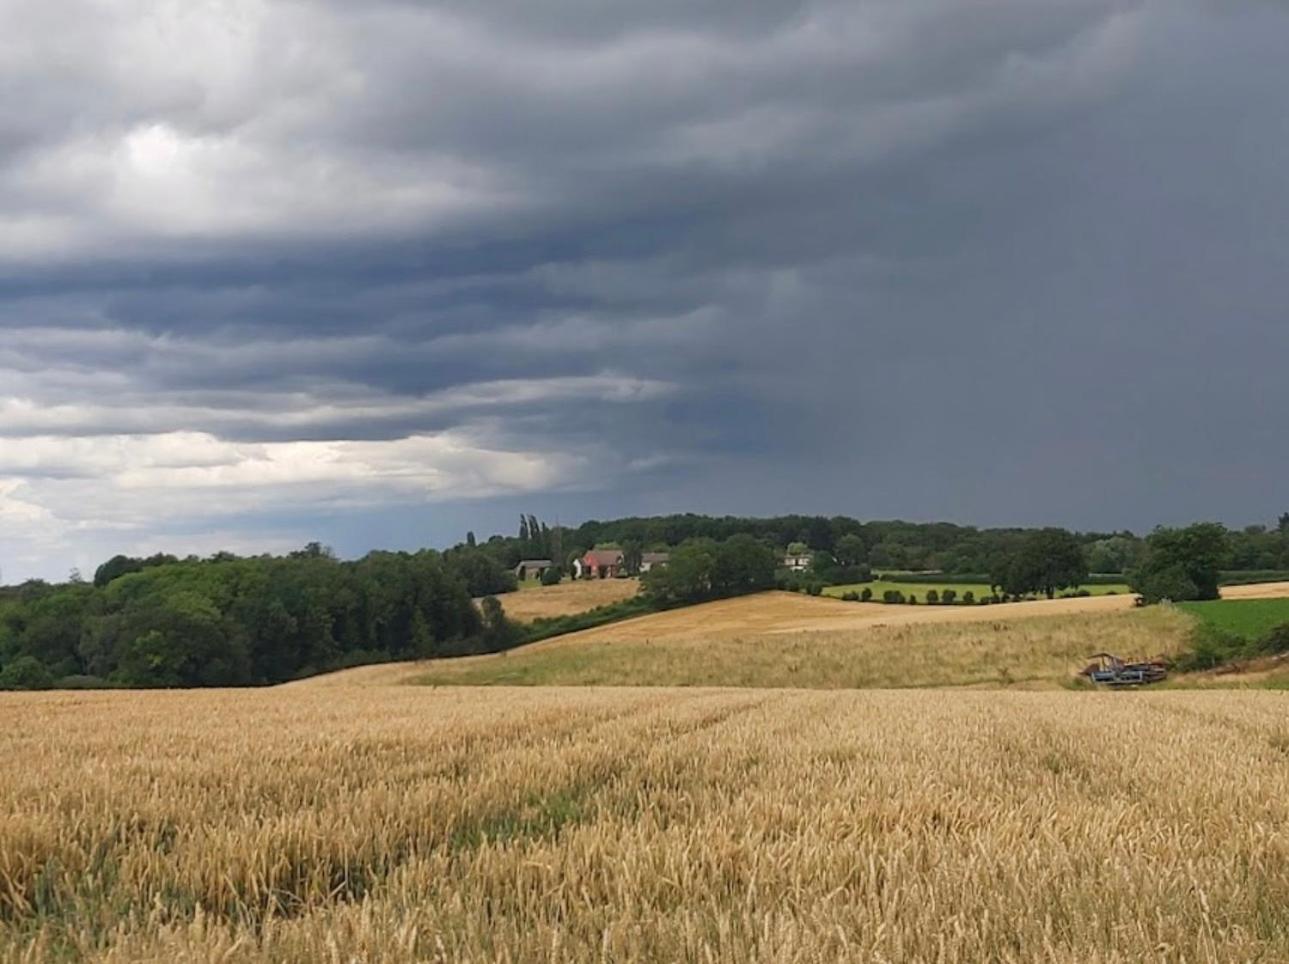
[1,0,1287,578]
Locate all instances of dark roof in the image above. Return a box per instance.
[641,552,670,563]
[514,559,553,570]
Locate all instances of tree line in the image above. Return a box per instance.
[2,513,1283,689]
[0,546,519,690]
[458,512,1289,580]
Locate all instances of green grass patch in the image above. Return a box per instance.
[1178,598,1289,641]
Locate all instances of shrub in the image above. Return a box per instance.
[0,656,54,691]
[962,590,974,604]
[1262,623,1289,655]
[479,596,522,652]
[1135,564,1199,605]
[806,582,824,597]
[1175,627,1243,672]
[860,587,873,602]
[926,589,939,604]
[541,566,563,586]
[841,591,859,602]
[56,674,111,690]
[908,594,918,605]
[942,589,957,604]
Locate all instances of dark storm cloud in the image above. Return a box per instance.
[0,0,1287,578]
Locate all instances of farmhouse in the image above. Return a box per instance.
[576,549,625,579]
[783,550,813,572]
[640,551,670,573]
[514,559,553,581]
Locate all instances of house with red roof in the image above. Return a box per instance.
[575,548,625,579]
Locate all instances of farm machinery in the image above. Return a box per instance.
[1079,652,1169,687]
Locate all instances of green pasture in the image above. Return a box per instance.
[1178,598,1289,642]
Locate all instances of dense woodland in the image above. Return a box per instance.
[2,513,1286,689]
[0,545,519,690]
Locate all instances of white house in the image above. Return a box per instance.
[783,551,813,572]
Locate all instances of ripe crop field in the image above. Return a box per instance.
[415,607,1191,689]
[491,578,640,622]
[4,686,1289,962]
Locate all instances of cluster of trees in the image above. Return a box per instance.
[640,535,777,607]
[473,512,1289,579]
[0,546,519,690]
[1130,523,1229,604]
[987,529,1089,600]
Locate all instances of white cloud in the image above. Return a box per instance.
[0,429,587,533]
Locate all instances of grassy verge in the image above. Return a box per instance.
[1172,598,1289,672]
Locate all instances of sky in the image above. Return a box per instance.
[1,0,1287,581]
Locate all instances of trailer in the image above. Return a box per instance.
[1080,652,1168,687]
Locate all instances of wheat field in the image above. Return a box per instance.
[414,607,1192,689]
[4,685,1289,962]
[492,578,641,623]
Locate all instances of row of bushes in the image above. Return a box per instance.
[519,596,657,645]
[835,588,1100,606]
[865,571,1128,586]
[1218,570,1289,587]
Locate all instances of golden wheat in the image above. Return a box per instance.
[3,685,1289,962]
[412,607,1192,689]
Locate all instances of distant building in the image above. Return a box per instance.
[783,550,813,572]
[514,559,553,581]
[639,551,670,573]
[576,548,625,579]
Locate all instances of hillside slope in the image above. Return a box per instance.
[299,583,1289,690]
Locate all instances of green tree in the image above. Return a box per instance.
[1002,529,1089,599]
[1133,565,1198,605]
[1131,523,1230,603]
[621,540,644,576]
[478,596,521,652]
[0,655,54,690]
[834,534,868,567]
[1084,535,1142,574]
[711,535,776,597]
[642,541,716,606]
